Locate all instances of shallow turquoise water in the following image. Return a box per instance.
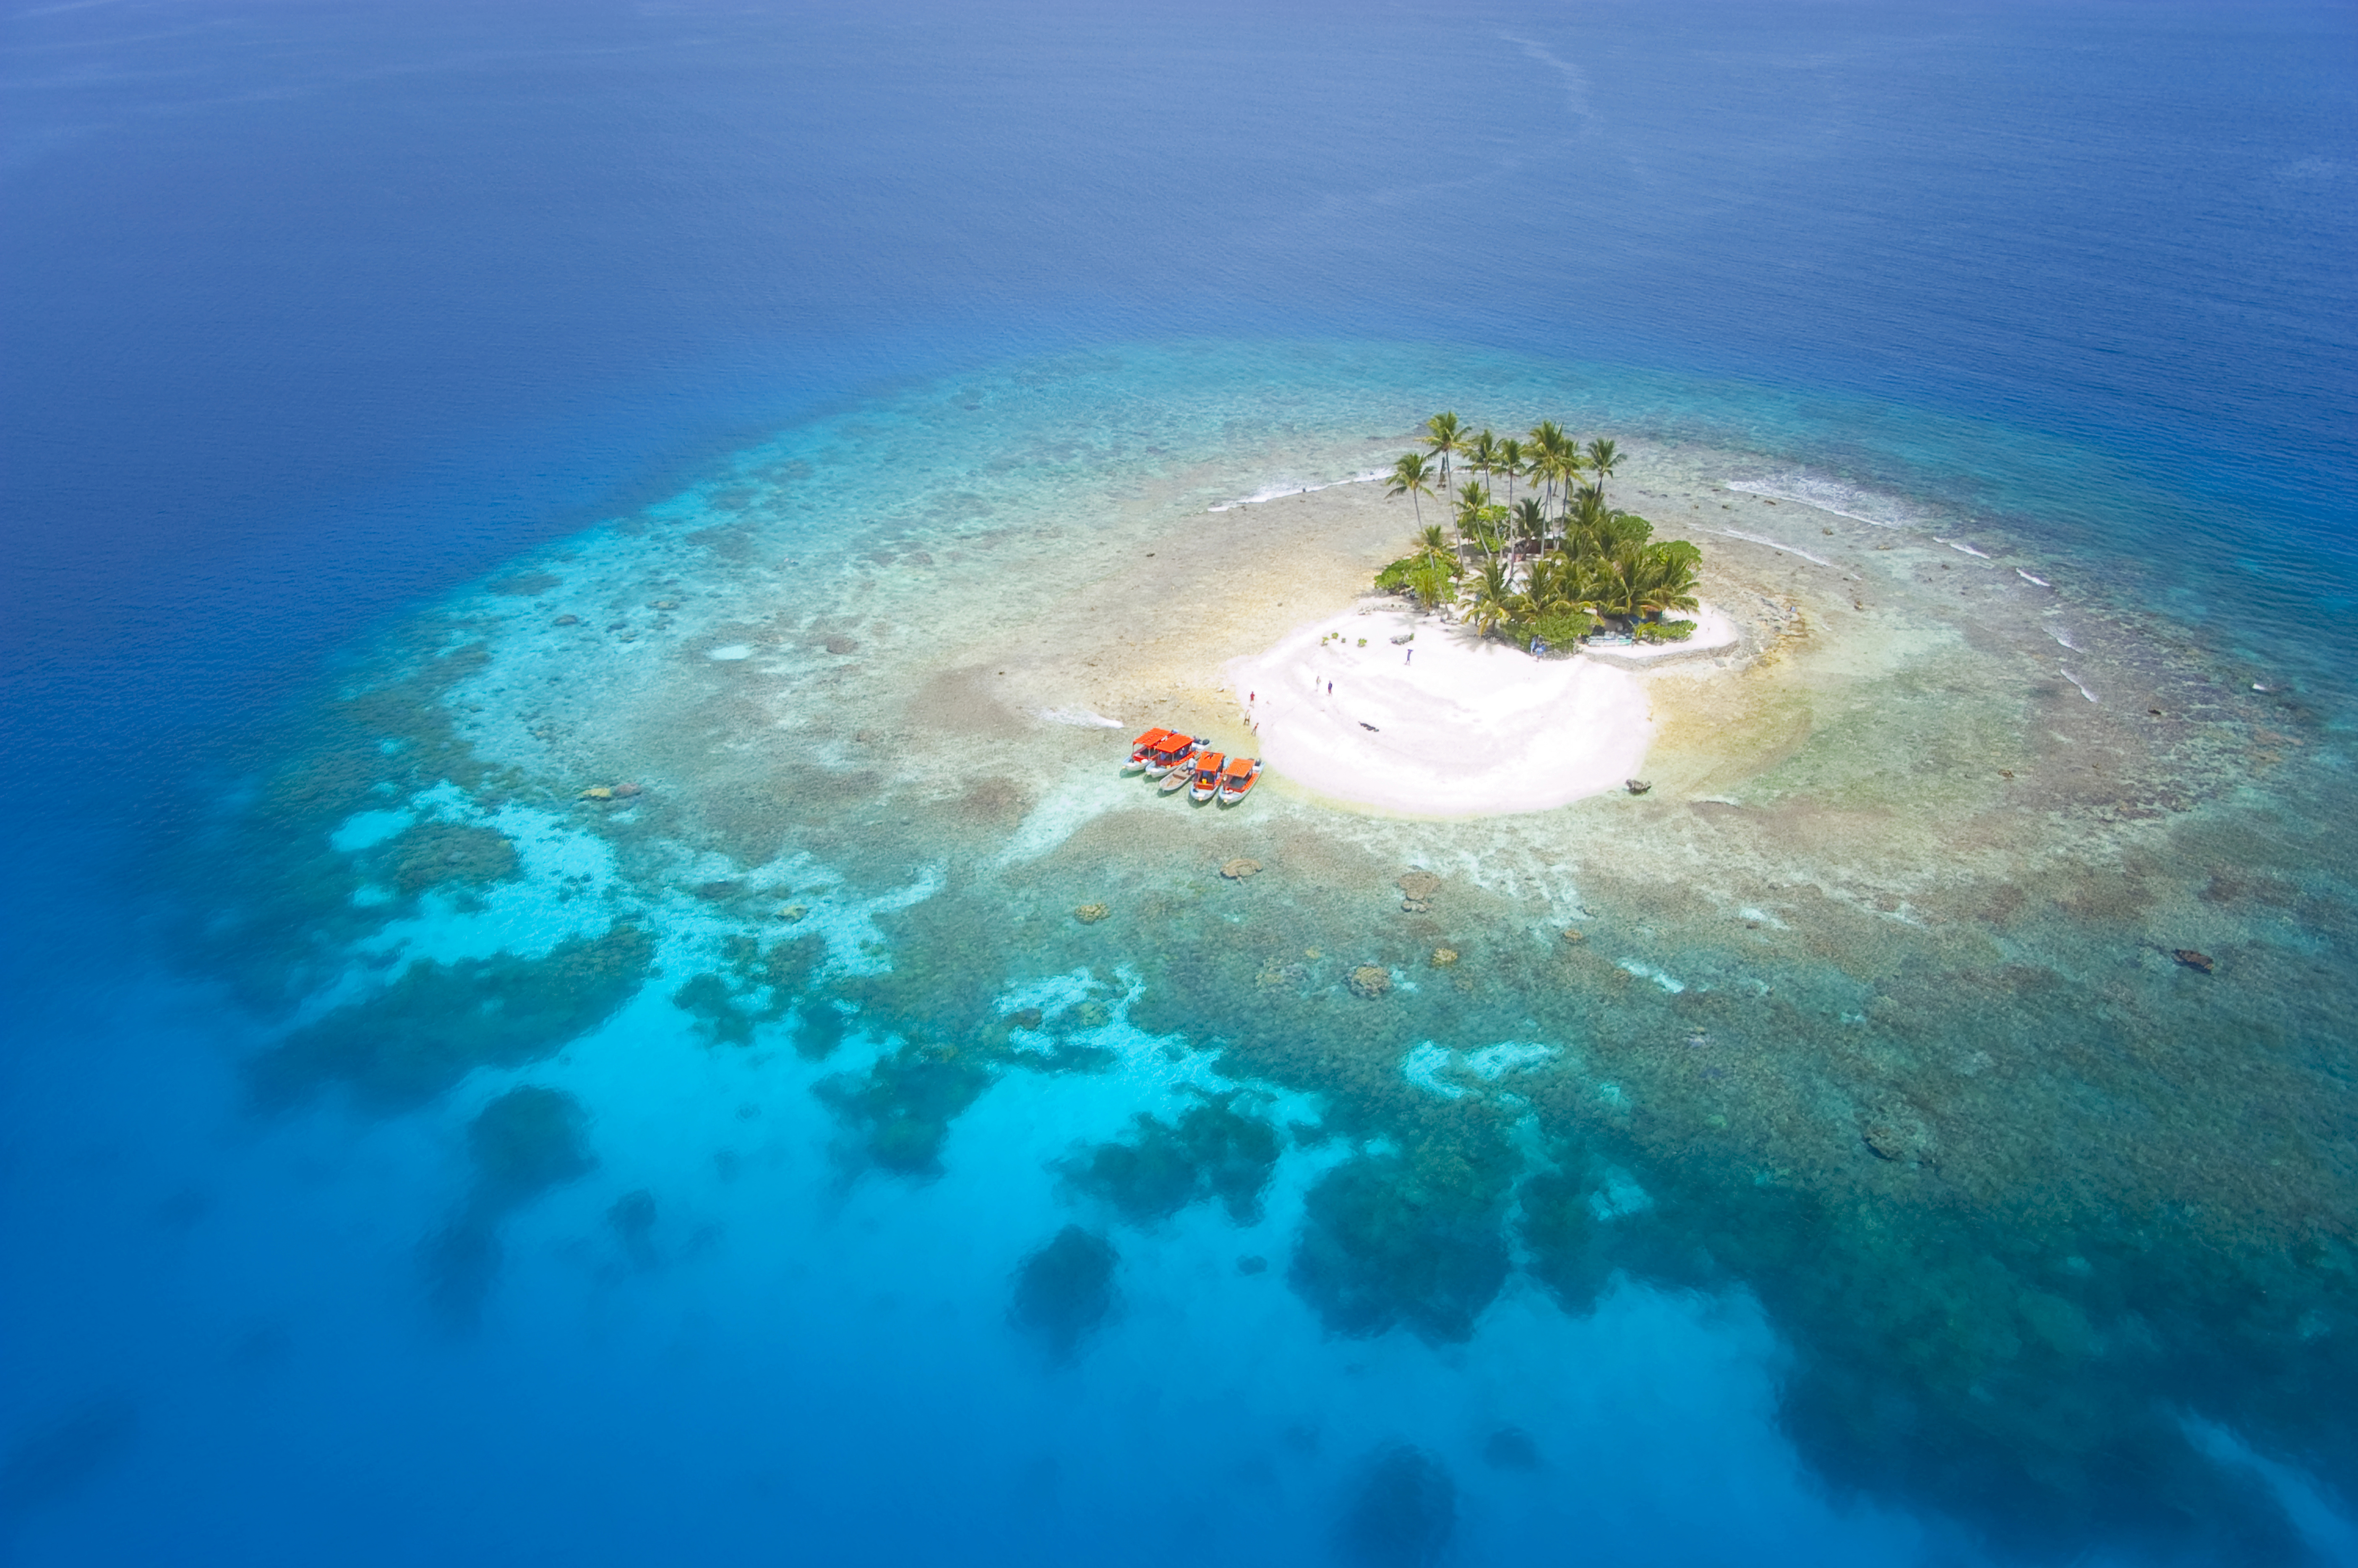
[47,339,2338,1567]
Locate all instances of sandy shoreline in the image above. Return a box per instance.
[1226,605,1657,817]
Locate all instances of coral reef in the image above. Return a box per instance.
[1062,1093,1282,1226]
[814,1038,1001,1177]
[423,1086,596,1325]
[247,924,655,1113]
[1289,1132,1517,1343]
[1336,1445,1454,1568]
[1010,1226,1117,1362]
[376,822,519,896]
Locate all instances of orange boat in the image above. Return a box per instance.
[1140,731,1204,779]
[1216,754,1262,806]
[1186,751,1226,801]
[1126,727,1176,771]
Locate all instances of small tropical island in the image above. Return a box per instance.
[1374,412,1706,651]
[1222,413,1727,817]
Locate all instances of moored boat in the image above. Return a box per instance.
[1140,731,1205,779]
[1160,752,1203,794]
[1216,755,1261,805]
[1126,727,1175,771]
[1187,751,1226,802]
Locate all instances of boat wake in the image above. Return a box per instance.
[1036,706,1126,729]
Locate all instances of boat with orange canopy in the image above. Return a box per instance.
[1139,731,1205,779]
[1216,754,1261,805]
[1186,751,1226,801]
[1126,728,1176,770]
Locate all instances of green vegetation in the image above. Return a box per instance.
[1377,412,1703,649]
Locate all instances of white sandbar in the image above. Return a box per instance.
[1226,606,1655,817]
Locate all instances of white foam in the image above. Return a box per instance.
[1617,959,1687,993]
[1719,475,1951,530]
[1589,1166,1656,1220]
[1465,1039,1559,1080]
[2049,629,2079,650]
[1206,469,1385,511]
[1035,706,1125,729]
[1704,527,1834,567]
[1724,481,1899,527]
[2061,668,2100,704]
[1402,1041,1467,1099]
[2016,569,2050,587]
[704,644,753,661]
[1935,537,1991,558]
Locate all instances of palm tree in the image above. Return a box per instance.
[1553,448,1588,522]
[1424,412,1466,497]
[1469,559,1515,635]
[1386,452,1435,528]
[1564,486,1609,553]
[1585,438,1621,503]
[1510,498,1547,558]
[1403,524,1461,610]
[1497,438,1525,509]
[1630,539,1701,618]
[1469,430,1500,502]
[1526,422,1566,514]
[1455,480,1496,561]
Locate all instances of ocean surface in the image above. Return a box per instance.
[3,3,2355,1565]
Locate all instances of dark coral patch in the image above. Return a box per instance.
[424,1086,596,1325]
[0,1397,138,1523]
[1289,1138,1515,1344]
[1337,1445,1454,1568]
[1062,1092,1281,1226]
[1010,1226,1117,1362]
[248,924,654,1113]
[467,1085,596,1206]
[672,932,824,1046]
[376,822,519,896]
[814,1038,999,1177]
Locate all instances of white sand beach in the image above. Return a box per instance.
[1227,605,1657,816]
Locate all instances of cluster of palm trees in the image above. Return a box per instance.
[1379,411,1701,648]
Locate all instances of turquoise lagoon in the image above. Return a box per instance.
[110,342,2358,1565]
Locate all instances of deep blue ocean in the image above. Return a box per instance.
[5,3,2355,1565]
